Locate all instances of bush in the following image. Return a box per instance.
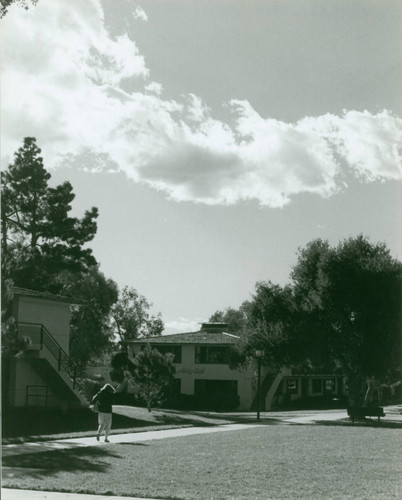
[78,378,103,402]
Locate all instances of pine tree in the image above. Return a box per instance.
[1,137,98,290]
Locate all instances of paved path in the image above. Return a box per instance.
[2,490,157,500]
[281,409,348,424]
[2,423,260,457]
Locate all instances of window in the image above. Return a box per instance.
[194,379,239,410]
[195,346,230,364]
[324,378,335,392]
[311,378,323,394]
[141,344,182,363]
[155,345,182,363]
[286,379,298,394]
[194,379,238,396]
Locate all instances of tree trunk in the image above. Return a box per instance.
[347,373,364,408]
[1,217,7,255]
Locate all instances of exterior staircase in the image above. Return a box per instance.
[251,372,276,411]
[17,322,89,408]
[250,369,288,411]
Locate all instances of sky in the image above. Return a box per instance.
[1,0,401,333]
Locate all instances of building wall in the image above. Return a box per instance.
[130,344,255,410]
[10,358,59,407]
[16,296,72,354]
[128,342,346,411]
[275,375,344,404]
[8,294,77,408]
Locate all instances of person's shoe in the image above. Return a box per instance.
[96,434,100,441]
[105,438,110,443]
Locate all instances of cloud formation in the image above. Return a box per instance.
[2,0,402,208]
[164,318,204,335]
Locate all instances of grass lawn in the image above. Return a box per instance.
[3,424,402,499]
[2,405,234,443]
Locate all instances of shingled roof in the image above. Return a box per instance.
[12,287,86,305]
[125,323,240,345]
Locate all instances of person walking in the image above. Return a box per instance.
[91,377,128,442]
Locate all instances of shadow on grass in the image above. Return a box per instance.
[2,445,130,477]
[2,407,179,444]
[2,408,151,439]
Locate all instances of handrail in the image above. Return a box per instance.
[17,322,78,389]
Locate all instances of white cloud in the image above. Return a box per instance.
[133,5,148,22]
[2,0,402,208]
[145,81,163,96]
[164,318,203,335]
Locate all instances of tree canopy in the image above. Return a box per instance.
[211,236,402,406]
[131,345,175,412]
[58,267,119,372]
[1,138,117,370]
[291,236,402,404]
[1,137,99,291]
[110,286,163,342]
[209,303,251,335]
[110,347,175,411]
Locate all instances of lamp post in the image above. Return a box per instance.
[255,350,265,421]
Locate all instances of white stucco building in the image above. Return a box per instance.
[126,322,346,411]
[6,287,88,408]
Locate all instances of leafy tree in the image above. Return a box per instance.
[110,286,163,342]
[1,137,98,291]
[53,267,119,372]
[0,0,38,18]
[111,347,175,411]
[109,351,134,383]
[131,345,175,412]
[209,302,251,334]
[244,282,299,367]
[291,236,402,406]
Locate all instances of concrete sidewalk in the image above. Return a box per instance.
[2,489,158,500]
[2,423,260,457]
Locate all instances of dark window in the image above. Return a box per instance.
[324,378,335,392]
[287,379,298,394]
[312,379,323,393]
[195,346,230,364]
[194,379,237,396]
[155,345,182,364]
[194,379,239,411]
[140,344,182,363]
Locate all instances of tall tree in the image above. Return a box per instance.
[1,137,98,291]
[110,286,163,342]
[54,267,119,372]
[131,345,175,412]
[291,236,402,406]
[237,282,299,369]
[209,302,252,335]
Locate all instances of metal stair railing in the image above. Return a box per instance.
[17,322,78,389]
[251,372,276,411]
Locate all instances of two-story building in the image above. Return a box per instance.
[126,322,255,410]
[125,322,346,411]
